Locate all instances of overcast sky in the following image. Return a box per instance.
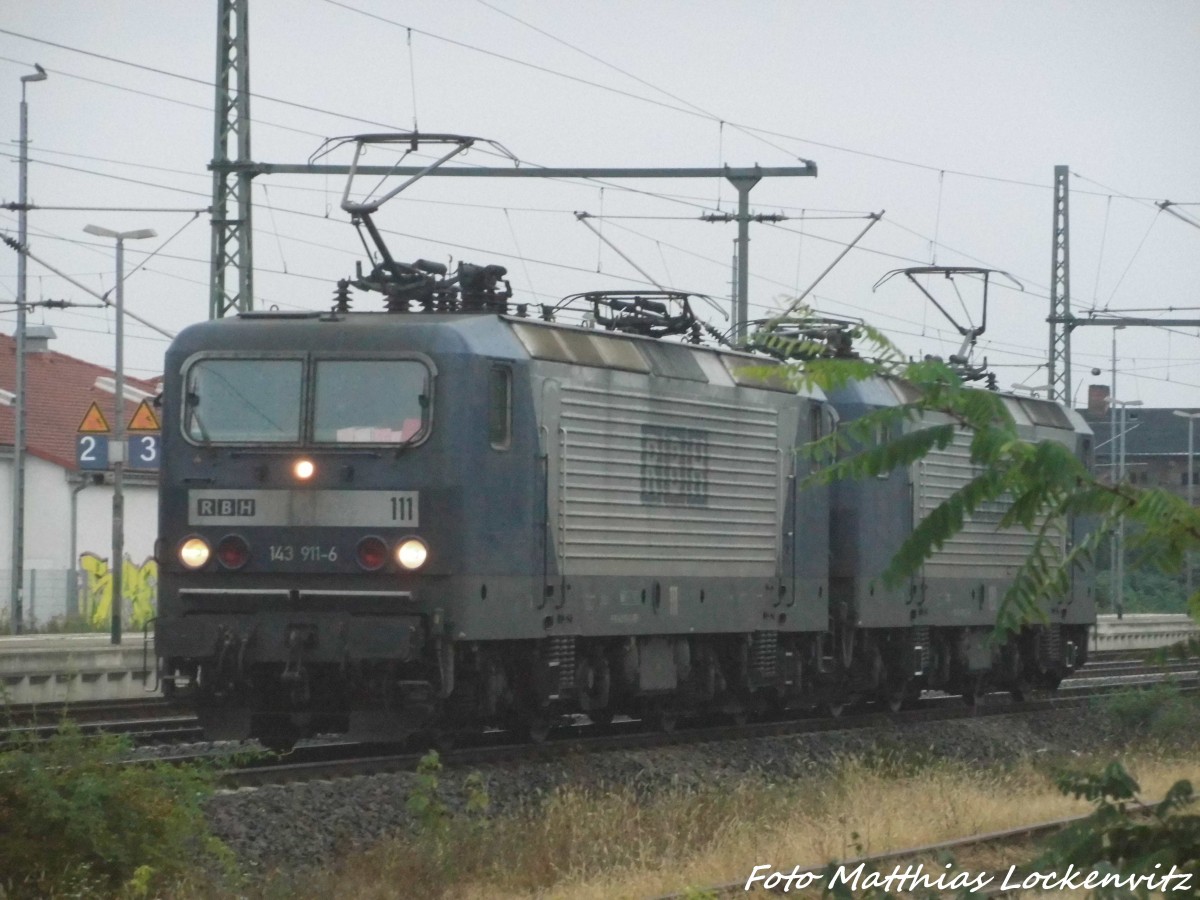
[2,1,1198,408]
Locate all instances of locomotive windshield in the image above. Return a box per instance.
[312,359,427,443]
[182,356,429,445]
[184,358,303,443]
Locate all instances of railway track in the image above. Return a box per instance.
[1,696,204,746]
[4,653,1194,773]
[203,675,1197,790]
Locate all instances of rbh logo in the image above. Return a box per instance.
[196,498,256,517]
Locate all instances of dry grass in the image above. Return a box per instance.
[247,748,1197,900]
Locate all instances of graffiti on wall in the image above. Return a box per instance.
[79,553,158,629]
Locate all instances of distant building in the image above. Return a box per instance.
[1077,383,1200,497]
[0,329,160,629]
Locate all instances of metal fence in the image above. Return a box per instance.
[0,568,82,631]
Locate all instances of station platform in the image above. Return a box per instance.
[1091,612,1199,653]
[0,632,158,705]
[1,614,1196,707]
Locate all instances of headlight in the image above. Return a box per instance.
[179,537,211,569]
[293,458,316,480]
[395,537,428,571]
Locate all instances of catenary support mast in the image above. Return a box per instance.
[1048,165,1071,405]
[210,0,253,317]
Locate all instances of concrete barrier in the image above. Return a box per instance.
[1092,613,1199,653]
[0,634,158,705]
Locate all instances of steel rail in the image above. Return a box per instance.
[209,678,1198,791]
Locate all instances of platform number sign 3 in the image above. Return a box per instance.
[126,434,160,470]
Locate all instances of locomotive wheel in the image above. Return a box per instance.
[825,702,845,718]
[1038,672,1064,691]
[878,673,908,713]
[258,729,299,753]
[586,708,615,727]
[524,715,553,744]
[654,706,679,734]
[962,675,986,707]
[1005,643,1032,702]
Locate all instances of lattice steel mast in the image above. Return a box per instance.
[1047,165,1070,404]
[210,0,253,317]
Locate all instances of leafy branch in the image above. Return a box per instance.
[761,310,1200,634]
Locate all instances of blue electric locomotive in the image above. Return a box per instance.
[154,282,838,747]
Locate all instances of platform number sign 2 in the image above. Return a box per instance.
[76,433,110,471]
[76,401,111,471]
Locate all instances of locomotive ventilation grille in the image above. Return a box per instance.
[556,384,782,576]
[916,430,1065,578]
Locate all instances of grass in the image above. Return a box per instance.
[1096,680,1200,742]
[13,684,1198,898]
[232,747,1198,900]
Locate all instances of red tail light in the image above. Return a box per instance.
[216,534,250,570]
[356,536,388,571]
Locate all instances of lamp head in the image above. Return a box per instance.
[84,224,157,241]
[21,64,47,84]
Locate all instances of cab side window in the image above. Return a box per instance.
[489,365,512,450]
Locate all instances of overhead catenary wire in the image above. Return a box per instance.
[0,52,330,142]
[1158,202,1200,232]
[2,232,174,338]
[0,25,1179,207]
[405,28,419,134]
[574,211,667,291]
[1103,208,1162,310]
[6,149,1195,383]
[4,15,1195,393]
[8,136,1152,336]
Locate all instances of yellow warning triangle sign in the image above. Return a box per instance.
[78,402,111,434]
[127,399,161,432]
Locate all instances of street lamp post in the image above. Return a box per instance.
[83,225,157,645]
[9,63,47,634]
[1173,410,1200,601]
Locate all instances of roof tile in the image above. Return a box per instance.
[0,334,162,470]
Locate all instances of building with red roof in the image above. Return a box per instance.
[1,329,160,629]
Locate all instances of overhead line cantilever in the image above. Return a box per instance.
[212,160,818,333]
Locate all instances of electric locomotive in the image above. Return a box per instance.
[154,274,837,748]
[753,310,1095,710]
[823,374,1094,705]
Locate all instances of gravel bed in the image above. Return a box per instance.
[202,704,1154,876]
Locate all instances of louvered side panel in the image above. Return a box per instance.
[916,431,1064,577]
[557,385,782,576]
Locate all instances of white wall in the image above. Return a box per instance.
[0,455,157,625]
[72,471,158,566]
